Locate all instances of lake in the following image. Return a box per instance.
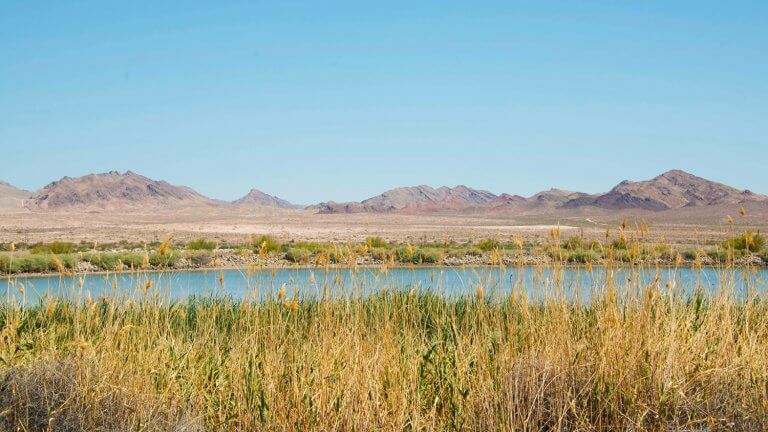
[1,266,766,304]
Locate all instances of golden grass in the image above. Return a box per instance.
[0,263,766,431]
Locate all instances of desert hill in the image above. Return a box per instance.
[316,185,498,214]
[26,171,216,211]
[233,189,298,209]
[0,181,31,211]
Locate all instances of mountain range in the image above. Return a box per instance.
[0,170,765,219]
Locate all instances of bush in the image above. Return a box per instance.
[395,247,444,264]
[149,252,178,268]
[724,231,766,252]
[567,249,599,263]
[681,250,698,261]
[477,239,500,252]
[370,247,392,261]
[30,241,74,255]
[289,241,327,253]
[186,251,212,267]
[706,249,728,263]
[186,239,216,251]
[285,248,312,263]
[562,236,583,250]
[0,254,76,274]
[415,248,444,264]
[82,252,145,270]
[611,238,628,250]
[251,235,281,253]
[365,237,389,248]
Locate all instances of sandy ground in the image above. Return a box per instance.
[0,207,757,247]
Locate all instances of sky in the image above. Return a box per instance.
[1,1,767,204]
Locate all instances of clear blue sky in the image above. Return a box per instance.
[1,1,766,204]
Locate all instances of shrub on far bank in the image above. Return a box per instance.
[30,241,75,255]
[251,235,281,253]
[0,254,76,274]
[477,239,500,252]
[365,237,389,248]
[186,250,212,267]
[82,252,145,270]
[285,248,312,263]
[186,239,217,251]
[562,236,583,250]
[395,246,444,264]
[370,247,392,262]
[724,231,766,252]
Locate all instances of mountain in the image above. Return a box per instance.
[26,171,216,211]
[0,181,31,211]
[313,170,767,217]
[232,189,298,209]
[566,170,767,211]
[316,185,498,214]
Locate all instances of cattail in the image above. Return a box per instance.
[52,256,65,274]
[475,286,485,301]
[740,206,747,217]
[726,215,734,225]
[157,237,171,256]
[277,283,286,301]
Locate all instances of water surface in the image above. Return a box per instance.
[2,266,766,304]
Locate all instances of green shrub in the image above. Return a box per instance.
[396,247,444,264]
[251,235,281,253]
[614,250,632,262]
[446,247,483,258]
[285,248,312,263]
[724,231,766,252]
[611,238,628,250]
[30,241,74,255]
[149,252,178,268]
[477,239,500,252]
[0,254,75,274]
[548,248,568,261]
[365,237,389,248]
[681,250,698,261]
[186,251,212,266]
[567,249,599,263]
[290,241,327,253]
[414,248,444,264]
[562,236,583,250]
[82,252,146,270]
[370,247,392,261]
[706,249,728,263]
[186,239,217,251]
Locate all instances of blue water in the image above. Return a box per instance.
[1,266,766,304]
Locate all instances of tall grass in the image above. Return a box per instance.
[0,262,767,431]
